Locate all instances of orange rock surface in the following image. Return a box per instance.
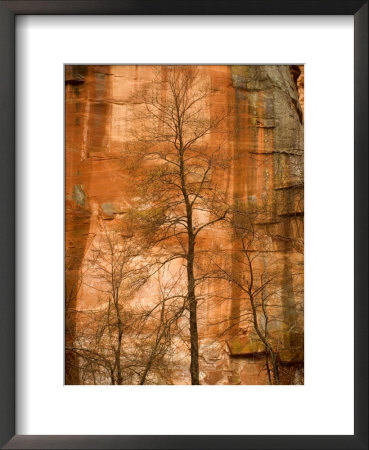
[65,65,304,385]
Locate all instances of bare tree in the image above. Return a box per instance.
[124,66,231,384]
[67,221,148,384]
[67,219,189,385]
[209,211,278,383]
[209,203,303,385]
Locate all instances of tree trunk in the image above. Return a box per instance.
[140,363,151,385]
[187,239,199,385]
[114,290,123,385]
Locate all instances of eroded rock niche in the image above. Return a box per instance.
[65,65,304,385]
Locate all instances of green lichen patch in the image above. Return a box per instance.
[72,184,85,207]
[227,336,265,356]
[101,202,115,216]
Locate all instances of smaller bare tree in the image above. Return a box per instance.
[210,206,286,384]
[69,221,148,384]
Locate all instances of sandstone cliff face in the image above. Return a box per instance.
[65,65,304,385]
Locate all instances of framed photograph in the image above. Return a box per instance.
[0,1,367,449]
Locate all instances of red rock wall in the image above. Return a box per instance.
[65,65,304,385]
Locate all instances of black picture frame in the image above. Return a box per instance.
[0,1,367,449]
